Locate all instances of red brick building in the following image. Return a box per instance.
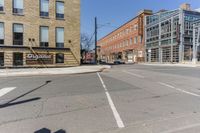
[97,10,152,63]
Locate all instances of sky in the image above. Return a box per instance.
[81,0,200,41]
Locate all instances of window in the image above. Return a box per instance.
[139,36,143,43]
[0,0,4,11]
[40,26,49,47]
[130,38,133,45]
[134,36,138,44]
[0,52,4,66]
[13,0,23,14]
[134,25,138,30]
[40,0,49,17]
[56,1,64,19]
[56,27,64,48]
[13,24,23,45]
[0,23,4,45]
[13,52,23,66]
[56,53,64,63]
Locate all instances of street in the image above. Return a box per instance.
[0,65,200,133]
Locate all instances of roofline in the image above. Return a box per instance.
[98,10,152,42]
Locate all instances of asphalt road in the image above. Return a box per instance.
[0,64,200,133]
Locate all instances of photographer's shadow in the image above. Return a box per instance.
[34,128,66,133]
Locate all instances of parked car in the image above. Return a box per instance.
[99,59,107,64]
[114,60,125,64]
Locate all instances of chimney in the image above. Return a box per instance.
[180,3,191,10]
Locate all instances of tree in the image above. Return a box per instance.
[80,33,94,63]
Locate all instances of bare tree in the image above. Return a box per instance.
[80,33,94,63]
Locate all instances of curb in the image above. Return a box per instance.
[0,66,111,78]
[140,63,199,68]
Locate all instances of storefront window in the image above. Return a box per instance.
[56,53,64,63]
[13,52,23,66]
[0,52,4,66]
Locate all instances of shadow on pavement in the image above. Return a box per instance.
[35,128,66,133]
[0,97,41,108]
[0,80,52,108]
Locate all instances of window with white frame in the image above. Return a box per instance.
[40,26,49,47]
[0,22,4,44]
[13,0,23,14]
[40,0,49,17]
[13,24,23,45]
[56,1,64,19]
[56,27,64,48]
[0,0,4,11]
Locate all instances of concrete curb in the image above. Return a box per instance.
[0,65,111,77]
[140,63,199,68]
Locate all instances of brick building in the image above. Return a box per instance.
[97,10,152,63]
[0,0,80,68]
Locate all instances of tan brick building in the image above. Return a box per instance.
[97,10,152,63]
[0,0,80,68]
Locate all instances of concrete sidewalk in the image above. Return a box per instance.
[0,65,111,77]
[140,63,200,68]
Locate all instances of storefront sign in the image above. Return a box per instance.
[26,53,53,65]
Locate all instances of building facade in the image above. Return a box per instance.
[0,0,80,68]
[97,10,152,63]
[192,20,200,63]
[145,4,200,63]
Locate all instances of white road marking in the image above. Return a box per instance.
[123,70,145,78]
[158,82,200,97]
[158,82,175,89]
[0,87,16,97]
[97,72,125,128]
[161,123,200,133]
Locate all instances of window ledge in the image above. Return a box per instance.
[40,16,50,19]
[56,18,65,21]
[0,11,5,14]
[13,13,24,16]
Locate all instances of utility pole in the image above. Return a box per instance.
[95,17,98,64]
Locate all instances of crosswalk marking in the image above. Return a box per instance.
[0,87,16,97]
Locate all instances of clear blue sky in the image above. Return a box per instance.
[81,0,200,40]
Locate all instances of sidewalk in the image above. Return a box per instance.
[140,63,200,68]
[0,65,111,77]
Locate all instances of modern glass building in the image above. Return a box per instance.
[193,19,200,63]
[145,4,200,63]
